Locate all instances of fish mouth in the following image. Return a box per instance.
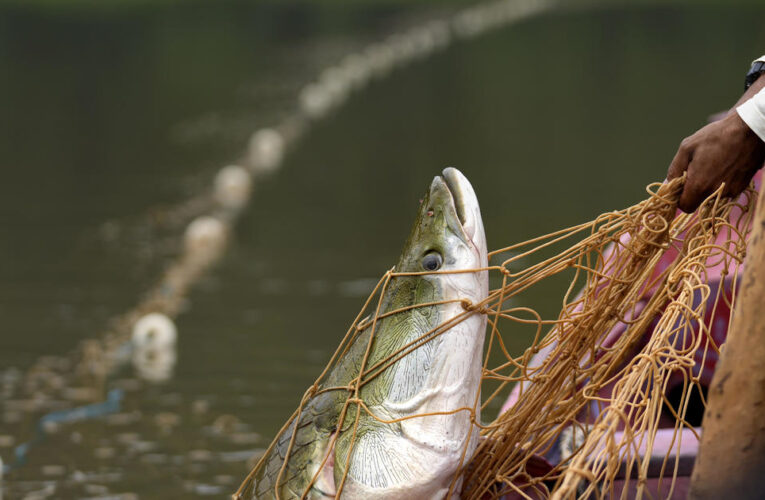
[440,167,478,242]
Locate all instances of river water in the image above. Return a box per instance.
[1,2,764,498]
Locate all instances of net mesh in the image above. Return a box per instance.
[236,177,756,499]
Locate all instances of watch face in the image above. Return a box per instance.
[746,61,765,89]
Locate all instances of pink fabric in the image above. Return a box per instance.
[501,171,762,416]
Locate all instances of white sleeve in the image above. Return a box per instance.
[737,87,765,143]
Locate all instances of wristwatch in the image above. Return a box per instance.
[745,60,765,90]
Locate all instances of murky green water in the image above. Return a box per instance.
[1,2,764,498]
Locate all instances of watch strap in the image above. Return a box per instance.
[745,57,765,90]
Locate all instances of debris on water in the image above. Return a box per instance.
[93,447,116,460]
[188,449,214,462]
[83,484,109,495]
[80,494,137,500]
[40,465,65,476]
[19,482,56,499]
[191,399,210,415]
[189,482,224,496]
[25,370,65,394]
[153,412,180,433]
[214,474,236,485]
[210,414,242,435]
[115,433,140,445]
[61,387,99,403]
[41,420,60,434]
[228,432,261,446]
[105,411,142,426]
[70,470,123,483]
[126,440,156,454]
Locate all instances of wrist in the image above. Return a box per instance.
[734,59,765,109]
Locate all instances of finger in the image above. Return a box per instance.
[667,142,692,181]
[677,176,706,213]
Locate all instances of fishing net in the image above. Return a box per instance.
[235,176,756,499]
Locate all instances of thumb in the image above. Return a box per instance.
[667,144,691,181]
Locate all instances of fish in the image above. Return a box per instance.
[243,167,488,499]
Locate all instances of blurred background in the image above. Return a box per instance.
[1,0,764,498]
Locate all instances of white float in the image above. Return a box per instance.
[131,313,177,350]
[184,216,227,256]
[214,165,252,210]
[247,128,285,172]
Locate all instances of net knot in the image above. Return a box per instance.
[461,299,489,315]
[306,384,319,398]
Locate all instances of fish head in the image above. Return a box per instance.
[245,168,489,500]
[330,168,489,496]
[396,167,488,295]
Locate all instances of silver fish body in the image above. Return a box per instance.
[245,168,488,499]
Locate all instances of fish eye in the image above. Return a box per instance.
[421,252,443,271]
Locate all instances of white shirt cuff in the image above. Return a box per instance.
[737,87,765,143]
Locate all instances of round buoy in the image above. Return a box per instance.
[184,216,226,256]
[131,313,177,350]
[248,128,284,173]
[299,82,332,119]
[214,165,251,210]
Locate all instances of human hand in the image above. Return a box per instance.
[668,72,765,213]
[667,112,765,213]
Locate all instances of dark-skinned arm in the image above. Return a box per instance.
[667,72,765,213]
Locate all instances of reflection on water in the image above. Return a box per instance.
[1,2,765,498]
